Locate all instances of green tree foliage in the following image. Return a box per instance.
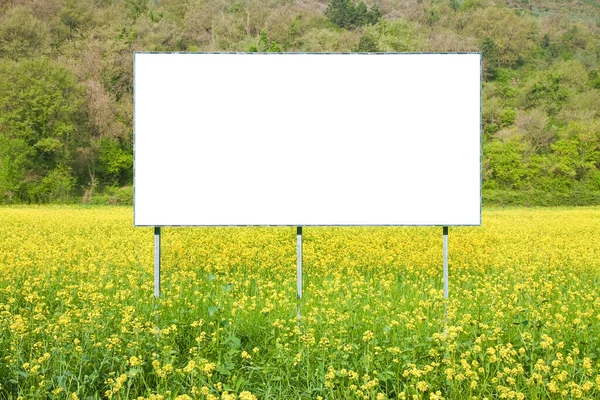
[60,0,94,35]
[0,0,599,205]
[449,0,461,12]
[480,37,499,79]
[0,59,85,202]
[0,137,32,203]
[29,164,76,203]
[249,29,281,52]
[127,0,149,20]
[371,20,423,52]
[354,34,379,52]
[483,140,528,190]
[466,7,537,68]
[523,72,569,116]
[552,122,600,183]
[326,0,381,29]
[589,70,600,89]
[0,7,48,60]
[326,0,354,29]
[97,137,133,187]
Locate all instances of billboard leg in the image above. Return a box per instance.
[443,226,448,299]
[154,226,161,298]
[296,226,302,318]
[443,226,448,316]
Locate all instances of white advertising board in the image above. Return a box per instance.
[134,53,481,226]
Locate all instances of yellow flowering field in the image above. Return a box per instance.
[1,206,599,400]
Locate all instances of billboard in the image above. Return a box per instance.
[134,53,481,226]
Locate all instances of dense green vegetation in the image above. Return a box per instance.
[0,0,599,205]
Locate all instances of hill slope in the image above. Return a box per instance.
[0,0,599,205]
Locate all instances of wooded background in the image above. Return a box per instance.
[1,0,599,206]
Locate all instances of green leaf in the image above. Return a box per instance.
[17,370,29,378]
[234,375,247,391]
[227,335,241,349]
[227,348,239,357]
[208,305,218,317]
[216,364,231,376]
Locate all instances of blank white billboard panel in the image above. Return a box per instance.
[134,53,481,226]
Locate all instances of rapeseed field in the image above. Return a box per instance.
[0,206,599,399]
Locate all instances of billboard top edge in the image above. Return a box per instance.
[133,224,483,227]
[133,51,483,56]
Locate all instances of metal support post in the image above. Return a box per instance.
[297,226,303,300]
[443,226,448,300]
[154,226,161,298]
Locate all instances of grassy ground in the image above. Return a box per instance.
[0,206,599,399]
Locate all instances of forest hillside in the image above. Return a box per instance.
[1,0,600,205]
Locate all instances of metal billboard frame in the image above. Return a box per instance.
[134,52,482,309]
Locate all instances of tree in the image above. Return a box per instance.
[257,29,269,51]
[127,0,149,20]
[354,34,379,52]
[524,72,569,116]
[326,0,381,29]
[0,59,85,202]
[96,137,133,188]
[249,29,281,52]
[465,7,538,67]
[60,0,93,34]
[480,37,499,80]
[0,136,32,202]
[0,6,48,60]
[483,140,527,190]
[354,2,369,26]
[268,41,281,52]
[367,4,382,24]
[514,109,554,154]
[326,0,355,29]
[552,122,600,182]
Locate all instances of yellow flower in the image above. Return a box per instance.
[183,360,196,373]
[221,391,235,400]
[362,330,374,342]
[239,391,257,400]
[540,335,554,349]
[429,391,444,400]
[200,361,216,376]
[129,356,143,367]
